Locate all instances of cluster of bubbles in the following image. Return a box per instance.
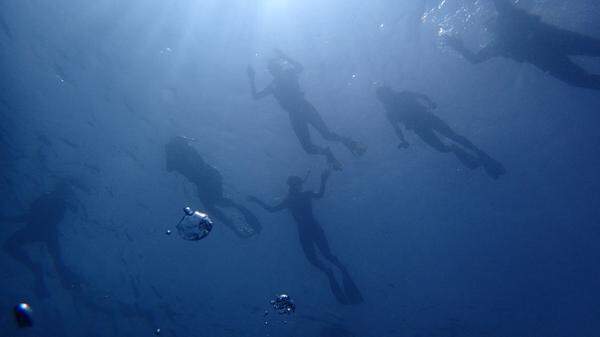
[167,206,213,241]
[270,294,296,315]
[263,294,296,330]
[13,302,33,328]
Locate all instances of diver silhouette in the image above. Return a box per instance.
[165,136,262,238]
[247,170,363,305]
[444,0,600,90]
[247,49,366,170]
[376,86,506,179]
[1,181,82,298]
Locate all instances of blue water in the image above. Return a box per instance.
[1,1,600,336]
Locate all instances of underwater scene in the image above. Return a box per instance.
[1,0,600,336]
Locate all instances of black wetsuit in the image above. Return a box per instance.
[249,175,363,304]
[2,184,79,298]
[378,89,506,179]
[272,71,349,156]
[449,0,600,90]
[165,137,261,238]
[249,56,364,169]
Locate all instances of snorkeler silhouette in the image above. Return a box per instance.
[165,136,262,238]
[1,181,82,298]
[376,86,506,179]
[444,0,600,90]
[247,170,363,305]
[247,49,366,170]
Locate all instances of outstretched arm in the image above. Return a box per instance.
[247,196,287,213]
[274,49,304,74]
[247,66,273,100]
[443,35,497,64]
[311,170,330,199]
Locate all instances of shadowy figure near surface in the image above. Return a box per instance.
[165,136,261,238]
[444,0,600,90]
[247,170,363,305]
[376,86,506,179]
[1,181,81,298]
[247,49,366,170]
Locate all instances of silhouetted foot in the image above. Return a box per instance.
[341,272,364,305]
[325,270,349,305]
[478,153,506,179]
[344,139,367,157]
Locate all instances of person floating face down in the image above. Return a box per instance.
[1,181,82,298]
[444,0,600,91]
[247,49,366,171]
[247,170,363,305]
[376,86,506,179]
[165,136,262,238]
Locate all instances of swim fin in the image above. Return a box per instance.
[326,271,349,305]
[341,272,364,304]
[480,154,507,179]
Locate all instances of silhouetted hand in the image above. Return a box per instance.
[246,66,255,79]
[398,141,409,149]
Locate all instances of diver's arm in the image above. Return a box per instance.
[247,66,273,100]
[444,36,495,64]
[274,49,304,74]
[311,170,331,199]
[247,196,287,213]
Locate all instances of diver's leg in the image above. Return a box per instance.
[313,227,364,304]
[306,104,366,157]
[207,205,253,239]
[545,55,600,90]
[299,233,348,304]
[3,229,48,297]
[299,232,330,272]
[46,234,81,290]
[417,128,481,169]
[312,227,345,270]
[415,128,452,153]
[429,116,481,153]
[304,104,343,142]
[217,198,262,235]
[433,119,507,177]
[546,25,600,56]
[429,116,507,176]
[290,117,342,170]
